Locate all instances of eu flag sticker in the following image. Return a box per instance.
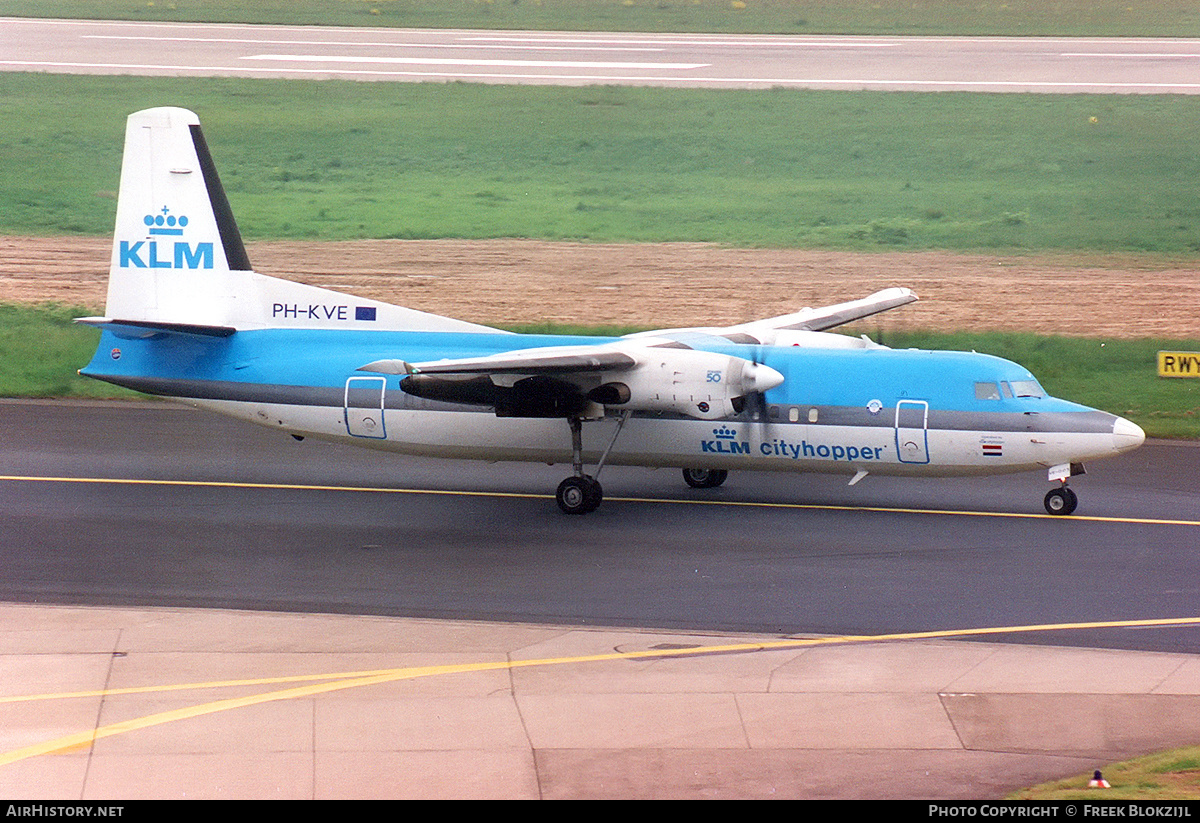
[355,306,377,321]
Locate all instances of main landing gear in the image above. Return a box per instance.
[556,412,630,515]
[556,474,602,515]
[682,468,729,489]
[1043,484,1079,516]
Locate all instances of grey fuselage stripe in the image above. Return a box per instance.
[90,374,1118,434]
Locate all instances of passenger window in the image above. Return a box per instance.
[974,381,1001,400]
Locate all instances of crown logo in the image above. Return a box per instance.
[144,207,188,236]
[713,425,737,439]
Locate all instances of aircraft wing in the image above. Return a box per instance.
[748,286,918,333]
[627,287,918,346]
[358,344,637,377]
[354,288,912,419]
[358,340,782,420]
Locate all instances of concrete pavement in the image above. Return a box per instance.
[1,603,1198,799]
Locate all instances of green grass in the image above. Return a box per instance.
[3,73,1200,255]
[12,304,1198,437]
[0,304,142,399]
[3,0,1199,37]
[1011,745,1200,800]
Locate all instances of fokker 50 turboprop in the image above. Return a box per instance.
[80,108,1145,515]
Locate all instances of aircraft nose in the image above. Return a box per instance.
[1112,416,1145,454]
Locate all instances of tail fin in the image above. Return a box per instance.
[105,107,249,326]
[96,107,497,334]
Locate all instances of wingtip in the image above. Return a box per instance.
[872,286,919,302]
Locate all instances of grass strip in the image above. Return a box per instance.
[3,73,1200,255]
[1011,745,1200,800]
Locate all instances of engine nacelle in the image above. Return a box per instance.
[591,348,783,420]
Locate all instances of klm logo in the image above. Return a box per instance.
[119,208,213,270]
[701,425,750,455]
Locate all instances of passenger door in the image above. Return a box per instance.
[344,376,388,439]
[894,399,930,464]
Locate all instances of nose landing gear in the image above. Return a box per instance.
[1044,485,1078,516]
[1044,462,1085,516]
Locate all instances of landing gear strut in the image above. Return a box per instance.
[1043,485,1078,516]
[556,412,629,515]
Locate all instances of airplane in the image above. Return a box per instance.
[79,107,1146,516]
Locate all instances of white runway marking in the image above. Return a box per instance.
[460,35,900,48]
[81,34,667,52]
[1062,52,1200,58]
[241,54,709,70]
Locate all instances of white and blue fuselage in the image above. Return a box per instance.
[83,326,1141,478]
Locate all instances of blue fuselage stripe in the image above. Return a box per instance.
[83,327,1101,423]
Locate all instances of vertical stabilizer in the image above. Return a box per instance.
[106,107,250,326]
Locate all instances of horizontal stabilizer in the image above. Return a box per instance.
[75,317,236,339]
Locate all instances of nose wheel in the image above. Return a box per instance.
[1044,486,1078,516]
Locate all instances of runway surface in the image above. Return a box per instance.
[4,17,1200,92]
[2,400,1197,654]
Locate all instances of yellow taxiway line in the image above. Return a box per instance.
[2,474,1197,527]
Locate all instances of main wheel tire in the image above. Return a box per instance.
[682,468,729,489]
[1044,486,1078,516]
[583,475,603,511]
[557,475,602,514]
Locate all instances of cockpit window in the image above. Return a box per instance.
[1009,380,1045,398]
[974,381,1001,400]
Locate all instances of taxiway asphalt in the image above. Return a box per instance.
[1,400,1197,652]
